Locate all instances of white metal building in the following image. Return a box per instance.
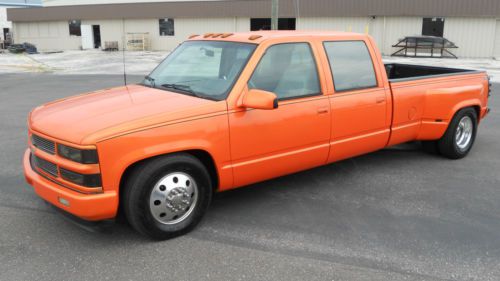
[6,0,500,58]
[0,7,12,41]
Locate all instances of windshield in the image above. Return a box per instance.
[143,41,256,101]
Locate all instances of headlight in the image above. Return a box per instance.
[60,168,102,187]
[57,144,98,164]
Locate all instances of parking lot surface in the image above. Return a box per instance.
[0,73,499,281]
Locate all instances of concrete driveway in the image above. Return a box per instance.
[0,74,499,281]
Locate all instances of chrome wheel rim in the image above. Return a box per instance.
[149,172,198,225]
[455,116,473,151]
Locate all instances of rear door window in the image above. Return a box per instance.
[323,41,378,92]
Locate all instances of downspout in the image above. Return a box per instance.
[382,16,387,56]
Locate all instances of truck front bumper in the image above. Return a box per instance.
[23,149,118,221]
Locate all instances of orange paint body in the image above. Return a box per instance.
[23,31,490,221]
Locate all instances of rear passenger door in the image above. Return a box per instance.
[229,42,331,187]
[322,40,391,162]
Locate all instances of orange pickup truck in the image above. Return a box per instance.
[24,31,490,239]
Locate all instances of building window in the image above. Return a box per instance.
[422,18,445,37]
[159,18,175,36]
[250,18,296,31]
[69,20,81,36]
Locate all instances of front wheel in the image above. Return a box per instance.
[123,153,212,240]
[437,108,478,159]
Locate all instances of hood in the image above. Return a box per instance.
[30,84,226,144]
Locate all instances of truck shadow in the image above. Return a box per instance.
[67,141,435,242]
[210,142,431,209]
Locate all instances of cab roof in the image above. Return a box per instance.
[186,30,368,44]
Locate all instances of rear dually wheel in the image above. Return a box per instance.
[437,107,478,159]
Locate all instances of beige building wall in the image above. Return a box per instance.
[138,17,249,50]
[495,20,500,59]
[11,16,500,58]
[299,16,498,58]
[1,7,13,41]
[297,17,375,34]
[13,17,250,51]
[297,16,423,56]
[444,17,497,58]
[81,19,124,49]
[378,17,422,55]
[13,21,81,50]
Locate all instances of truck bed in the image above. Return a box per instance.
[385,63,482,82]
[384,63,488,147]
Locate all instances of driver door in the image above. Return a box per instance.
[228,42,331,187]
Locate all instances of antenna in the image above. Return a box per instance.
[122,18,127,86]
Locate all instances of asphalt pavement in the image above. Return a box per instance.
[1,73,499,281]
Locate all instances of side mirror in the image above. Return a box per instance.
[241,89,278,110]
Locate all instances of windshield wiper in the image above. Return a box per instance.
[161,83,201,98]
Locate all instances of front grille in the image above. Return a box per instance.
[32,134,56,155]
[34,155,58,177]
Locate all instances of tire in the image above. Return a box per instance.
[421,140,440,155]
[437,108,478,159]
[123,153,212,240]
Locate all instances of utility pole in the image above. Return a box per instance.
[271,0,279,30]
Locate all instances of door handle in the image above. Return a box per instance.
[317,107,329,114]
[376,96,386,104]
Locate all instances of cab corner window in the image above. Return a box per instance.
[324,41,377,92]
[248,43,320,100]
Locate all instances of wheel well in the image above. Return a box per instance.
[184,150,219,191]
[117,150,220,220]
[452,105,480,120]
[472,105,481,120]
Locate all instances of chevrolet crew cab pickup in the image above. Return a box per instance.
[24,31,490,239]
